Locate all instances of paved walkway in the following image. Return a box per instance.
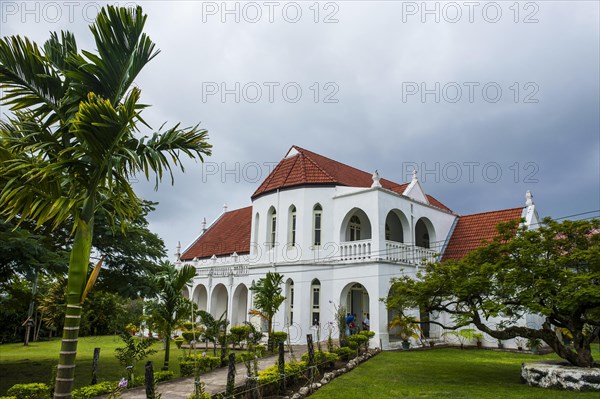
[100,346,307,399]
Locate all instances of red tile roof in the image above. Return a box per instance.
[180,206,252,260]
[252,146,452,213]
[441,207,524,261]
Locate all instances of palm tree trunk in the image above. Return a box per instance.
[163,328,171,371]
[54,201,94,399]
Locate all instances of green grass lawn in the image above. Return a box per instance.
[311,348,600,399]
[0,335,187,395]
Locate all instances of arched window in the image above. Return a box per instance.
[286,279,294,326]
[313,204,322,247]
[415,219,430,249]
[311,279,321,326]
[349,215,361,241]
[288,205,297,247]
[267,207,277,249]
[253,212,260,245]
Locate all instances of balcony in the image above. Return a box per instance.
[339,239,372,261]
[337,239,438,264]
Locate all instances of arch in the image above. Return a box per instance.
[340,282,370,333]
[288,205,297,246]
[312,204,323,246]
[267,206,277,248]
[415,217,436,249]
[210,283,228,319]
[192,284,208,312]
[340,208,372,242]
[285,278,294,326]
[385,210,410,243]
[310,279,321,326]
[231,283,248,327]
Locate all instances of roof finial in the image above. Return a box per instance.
[371,170,382,188]
[175,241,181,259]
[412,169,418,181]
[525,190,534,207]
[223,203,228,213]
[201,217,207,234]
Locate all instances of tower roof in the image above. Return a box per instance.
[252,145,452,212]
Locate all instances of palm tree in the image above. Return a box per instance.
[0,6,211,397]
[145,262,196,370]
[197,310,228,356]
[249,272,285,345]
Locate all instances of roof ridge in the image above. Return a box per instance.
[295,146,337,182]
[294,145,373,182]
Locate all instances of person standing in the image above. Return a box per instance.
[362,313,370,331]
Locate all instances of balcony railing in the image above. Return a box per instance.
[195,264,249,277]
[339,239,372,261]
[385,240,438,264]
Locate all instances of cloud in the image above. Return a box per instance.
[2,0,598,257]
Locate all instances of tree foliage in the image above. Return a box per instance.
[145,262,196,370]
[0,5,211,396]
[386,218,600,367]
[250,272,285,337]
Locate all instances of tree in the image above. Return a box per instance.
[249,272,285,342]
[145,262,196,370]
[197,310,228,356]
[386,217,600,367]
[0,6,211,396]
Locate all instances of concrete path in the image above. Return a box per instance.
[99,346,307,399]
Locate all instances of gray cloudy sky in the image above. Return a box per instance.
[1,0,599,257]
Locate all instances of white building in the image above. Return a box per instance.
[175,146,540,349]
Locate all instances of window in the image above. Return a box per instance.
[311,279,321,326]
[349,215,361,241]
[267,207,277,249]
[288,206,297,247]
[313,204,322,246]
[287,281,294,326]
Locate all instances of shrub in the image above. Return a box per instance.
[182,330,204,343]
[175,336,185,349]
[0,396,18,399]
[347,341,359,350]
[229,325,251,348]
[347,334,369,352]
[270,331,288,349]
[179,361,195,377]
[154,370,175,382]
[258,360,308,385]
[71,382,116,399]
[334,346,355,361]
[7,383,51,399]
[185,354,221,371]
[182,321,194,330]
[300,350,338,368]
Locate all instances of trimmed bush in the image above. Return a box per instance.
[154,371,174,382]
[229,325,251,348]
[0,396,18,399]
[71,382,116,399]
[301,350,338,369]
[7,383,50,399]
[347,334,369,352]
[179,361,195,377]
[258,360,308,385]
[175,336,185,348]
[270,331,288,348]
[334,346,355,361]
[181,330,204,343]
